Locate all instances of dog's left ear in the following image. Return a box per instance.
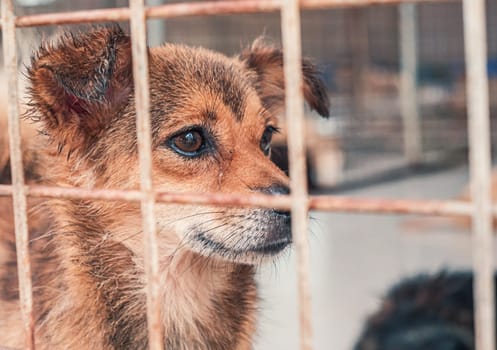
[239,41,330,118]
[27,26,133,151]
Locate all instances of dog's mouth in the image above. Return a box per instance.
[247,237,291,254]
[181,209,292,264]
[194,232,291,259]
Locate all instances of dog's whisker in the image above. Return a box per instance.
[176,223,246,276]
[159,210,228,226]
[163,214,248,263]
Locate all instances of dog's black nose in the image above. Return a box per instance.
[261,184,291,218]
[274,209,291,219]
[263,183,290,196]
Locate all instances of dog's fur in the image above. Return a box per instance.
[354,271,487,350]
[0,26,329,349]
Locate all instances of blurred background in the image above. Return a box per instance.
[5,0,497,349]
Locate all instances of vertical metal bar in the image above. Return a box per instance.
[463,1,495,350]
[280,1,313,350]
[129,0,163,349]
[348,8,368,120]
[399,2,422,164]
[1,0,35,349]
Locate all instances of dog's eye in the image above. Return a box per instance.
[169,129,205,157]
[260,126,278,156]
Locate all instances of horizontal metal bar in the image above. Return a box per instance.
[147,0,280,18]
[309,196,473,216]
[0,184,477,216]
[13,1,278,28]
[301,0,458,7]
[6,0,460,28]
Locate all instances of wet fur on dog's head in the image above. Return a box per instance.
[27,25,329,265]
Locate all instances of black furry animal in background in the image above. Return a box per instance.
[354,271,497,350]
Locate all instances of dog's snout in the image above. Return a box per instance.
[262,183,290,196]
[258,184,291,219]
[274,209,291,219]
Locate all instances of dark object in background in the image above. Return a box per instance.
[270,144,290,176]
[354,271,497,350]
[270,144,316,189]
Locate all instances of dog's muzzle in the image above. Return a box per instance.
[248,209,291,255]
[189,208,292,264]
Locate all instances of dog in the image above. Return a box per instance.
[354,271,489,350]
[0,26,329,349]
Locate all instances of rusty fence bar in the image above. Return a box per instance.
[129,0,163,349]
[0,184,481,216]
[281,1,314,349]
[463,0,495,349]
[0,0,459,29]
[0,0,493,350]
[301,0,458,5]
[0,0,35,349]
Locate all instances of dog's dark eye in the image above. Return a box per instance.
[169,129,205,157]
[260,126,278,156]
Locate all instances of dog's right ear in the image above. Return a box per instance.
[239,39,330,118]
[28,26,133,151]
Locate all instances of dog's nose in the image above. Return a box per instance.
[261,184,291,218]
[263,183,290,196]
[274,209,291,219]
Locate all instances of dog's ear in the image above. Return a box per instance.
[28,26,133,150]
[239,40,330,118]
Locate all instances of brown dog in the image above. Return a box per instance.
[0,26,329,349]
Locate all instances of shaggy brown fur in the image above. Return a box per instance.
[0,26,329,349]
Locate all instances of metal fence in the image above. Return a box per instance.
[0,0,493,350]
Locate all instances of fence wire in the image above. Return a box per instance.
[0,0,493,350]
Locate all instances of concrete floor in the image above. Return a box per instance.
[255,165,495,350]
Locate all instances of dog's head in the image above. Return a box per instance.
[28,26,329,264]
